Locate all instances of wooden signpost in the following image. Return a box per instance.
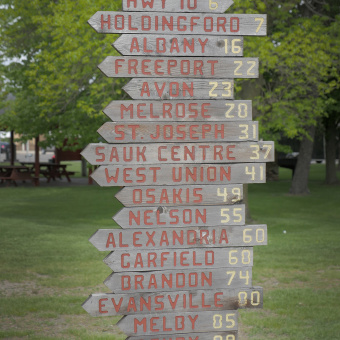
[83,2,272,339]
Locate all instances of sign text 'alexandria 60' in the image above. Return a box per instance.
[89,225,267,251]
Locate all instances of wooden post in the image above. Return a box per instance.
[10,130,15,166]
[34,136,40,187]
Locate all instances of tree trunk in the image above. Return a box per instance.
[243,184,252,223]
[81,158,87,177]
[289,125,316,195]
[324,117,338,184]
[34,136,40,187]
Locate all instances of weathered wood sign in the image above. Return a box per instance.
[82,141,274,165]
[113,34,244,57]
[98,56,258,78]
[126,332,238,340]
[115,184,243,206]
[91,163,266,186]
[82,287,263,317]
[123,78,234,100]
[98,122,259,143]
[105,266,253,293]
[104,247,253,272]
[116,310,239,335]
[89,225,267,251]
[103,99,252,122]
[113,204,245,228]
[88,12,267,36]
[122,0,235,13]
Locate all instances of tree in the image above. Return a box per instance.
[233,0,340,194]
[0,0,126,150]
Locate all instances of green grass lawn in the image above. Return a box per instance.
[0,164,339,339]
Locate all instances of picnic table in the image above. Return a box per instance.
[0,165,36,186]
[20,162,75,182]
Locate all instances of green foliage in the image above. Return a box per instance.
[0,0,125,149]
[233,1,340,146]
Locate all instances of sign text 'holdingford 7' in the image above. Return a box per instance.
[103,100,252,122]
[89,225,267,251]
[113,35,243,57]
[91,163,266,186]
[104,247,253,272]
[115,184,243,206]
[105,266,253,293]
[98,57,259,78]
[82,287,263,316]
[81,141,274,165]
[88,12,267,36]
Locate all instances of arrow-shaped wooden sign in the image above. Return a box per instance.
[113,34,243,57]
[81,141,274,165]
[98,121,259,143]
[122,0,235,13]
[89,225,267,251]
[126,332,238,340]
[115,184,243,206]
[88,12,267,36]
[113,204,245,228]
[103,100,252,122]
[105,266,253,293]
[123,78,234,100]
[98,56,258,78]
[91,163,266,186]
[104,247,253,272]
[82,287,263,317]
[116,310,239,335]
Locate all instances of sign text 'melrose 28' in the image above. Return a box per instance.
[115,184,244,206]
[82,287,263,317]
[91,163,267,186]
[104,247,253,272]
[88,12,267,36]
[113,34,243,57]
[103,100,252,122]
[98,57,258,78]
[81,141,274,165]
[98,121,259,143]
[89,225,267,251]
[105,266,253,293]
